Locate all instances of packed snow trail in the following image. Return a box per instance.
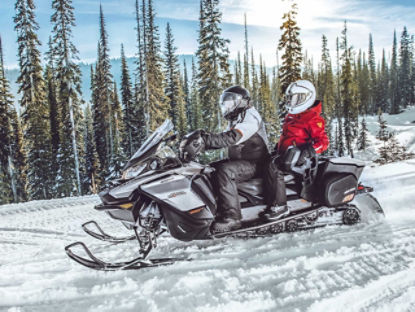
[0,160,415,312]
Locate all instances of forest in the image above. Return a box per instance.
[0,0,414,204]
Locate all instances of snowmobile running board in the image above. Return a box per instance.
[211,204,361,239]
[82,221,136,243]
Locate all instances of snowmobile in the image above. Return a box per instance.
[65,119,385,271]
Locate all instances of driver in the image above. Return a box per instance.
[180,86,269,233]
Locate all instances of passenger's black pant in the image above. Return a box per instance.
[211,159,261,220]
[263,157,287,207]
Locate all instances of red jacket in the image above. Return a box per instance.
[277,101,329,154]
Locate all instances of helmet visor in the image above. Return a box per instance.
[286,92,311,108]
[220,92,243,118]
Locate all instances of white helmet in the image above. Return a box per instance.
[285,80,316,114]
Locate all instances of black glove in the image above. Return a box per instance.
[179,130,206,162]
[296,143,316,166]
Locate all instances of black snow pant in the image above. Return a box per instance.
[211,159,261,221]
[263,157,287,207]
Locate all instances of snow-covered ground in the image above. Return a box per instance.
[1,109,415,312]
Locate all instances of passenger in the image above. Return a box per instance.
[180,86,269,233]
[261,80,329,220]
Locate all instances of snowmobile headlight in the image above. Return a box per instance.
[155,145,177,159]
[122,163,147,180]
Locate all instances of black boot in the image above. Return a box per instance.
[260,205,290,221]
[211,217,242,233]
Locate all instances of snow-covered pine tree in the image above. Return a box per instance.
[399,27,412,109]
[340,21,359,158]
[120,44,134,158]
[302,50,315,83]
[317,35,335,153]
[164,23,182,128]
[250,47,260,112]
[144,0,169,130]
[243,13,250,91]
[51,0,84,196]
[44,37,60,184]
[183,60,192,129]
[9,109,28,202]
[376,131,414,165]
[0,36,15,203]
[368,34,377,114]
[234,51,242,85]
[357,118,369,151]
[390,30,400,114]
[132,0,148,148]
[14,0,52,200]
[278,2,302,94]
[177,74,188,137]
[93,5,114,178]
[197,0,231,132]
[108,82,125,178]
[83,104,101,194]
[357,50,370,114]
[376,110,391,142]
[190,58,202,131]
[376,49,389,113]
[259,57,279,146]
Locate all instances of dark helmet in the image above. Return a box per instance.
[219,86,250,120]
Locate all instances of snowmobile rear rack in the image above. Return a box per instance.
[82,221,136,243]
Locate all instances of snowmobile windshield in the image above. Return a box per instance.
[124,119,174,170]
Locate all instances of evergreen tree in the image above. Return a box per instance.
[399,27,412,108]
[357,50,370,114]
[340,21,359,157]
[145,0,169,130]
[234,51,242,85]
[377,49,389,113]
[368,34,376,113]
[376,110,391,142]
[390,30,400,114]
[190,58,202,130]
[0,36,15,203]
[133,0,148,147]
[302,50,315,83]
[51,0,84,196]
[83,104,100,193]
[357,117,369,151]
[93,5,114,177]
[183,60,192,129]
[278,2,302,94]
[164,23,183,127]
[120,44,135,158]
[9,109,28,202]
[250,47,259,111]
[108,82,125,178]
[14,0,52,199]
[259,57,279,146]
[317,35,335,152]
[196,0,232,132]
[243,13,250,91]
[44,37,60,181]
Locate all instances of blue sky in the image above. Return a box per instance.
[1,0,415,68]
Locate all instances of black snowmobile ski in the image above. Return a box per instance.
[65,226,189,271]
[81,221,136,243]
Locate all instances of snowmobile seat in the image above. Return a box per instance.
[237,175,297,196]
